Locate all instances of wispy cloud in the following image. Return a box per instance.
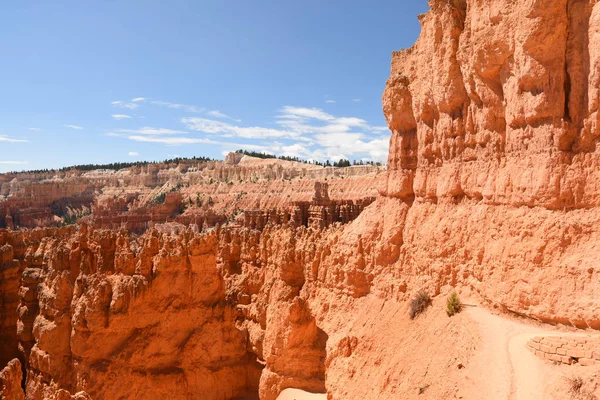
[180,106,389,161]
[112,101,139,110]
[0,161,28,164]
[131,97,146,102]
[112,114,132,120]
[182,117,299,140]
[115,127,187,135]
[207,110,228,118]
[0,135,29,143]
[275,106,373,136]
[106,101,389,162]
[64,124,83,130]
[352,99,361,103]
[126,136,214,145]
[206,110,241,122]
[280,106,334,122]
[150,100,204,113]
[128,151,139,156]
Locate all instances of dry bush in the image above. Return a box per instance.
[566,376,597,400]
[409,291,432,320]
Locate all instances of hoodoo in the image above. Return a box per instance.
[1,1,600,399]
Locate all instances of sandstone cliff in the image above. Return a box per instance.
[1,1,600,399]
[380,0,600,328]
[0,156,384,231]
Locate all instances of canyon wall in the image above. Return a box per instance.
[0,157,384,231]
[381,0,600,327]
[0,202,476,400]
[1,1,600,399]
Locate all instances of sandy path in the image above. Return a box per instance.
[276,388,327,400]
[276,305,598,400]
[464,306,594,400]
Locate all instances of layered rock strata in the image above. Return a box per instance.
[0,157,384,230]
[381,0,600,326]
[1,1,600,399]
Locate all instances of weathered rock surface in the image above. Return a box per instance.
[1,1,600,399]
[0,359,25,400]
[0,156,384,231]
[381,0,600,326]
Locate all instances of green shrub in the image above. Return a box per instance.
[409,291,431,320]
[446,292,462,317]
[151,192,166,205]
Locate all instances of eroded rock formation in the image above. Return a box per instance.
[0,157,383,231]
[381,0,600,326]
[0,359,25,400]
[1,1,600,399]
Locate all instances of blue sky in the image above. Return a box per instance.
[0,1,429,172]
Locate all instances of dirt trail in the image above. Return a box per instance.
[276,388,326,400]
[463,306,599,400]
[276,304,599,400]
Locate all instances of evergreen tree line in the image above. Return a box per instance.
[234,149,383,167]
[5,151,383,175]
[5,156,215,174]
[59,155,215,172]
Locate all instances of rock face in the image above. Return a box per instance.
[0,359,25,400]
[381,0,600,327]
[0,157,384,231]
[383,0,600,207]
[1,1,600,399]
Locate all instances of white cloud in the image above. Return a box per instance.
[179,105,390,162]
[107,102,389,162]
[280,106,334,121]
[371,126,389,133]
[150,100,204,113]
[112,114,132,120]
[131,97,146,102]
[126,135,214,145]
[128,151,139,156]
[314,133,389,161]
[325,100,336,104]
[206,110,229,119]
[206,110,241,121]
[334,117,367,127]
[111,101,139,110]
[275,107,369,136]
[117,127,187,135]
[0,161,28,164]
[314,132,364,147]
[0,135,29,143]
[64,125,83,130]
[352,99,361,102]
[242,136,389,163]
[182,117,298,139]
[28,128,41,131]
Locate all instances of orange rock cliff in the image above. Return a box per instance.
[2,0,600,399]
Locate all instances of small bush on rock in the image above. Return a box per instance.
[566,376,597,400]
[446,292,463,317]
[409,291,431,320]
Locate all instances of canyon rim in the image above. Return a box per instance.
[2,0,600,399]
